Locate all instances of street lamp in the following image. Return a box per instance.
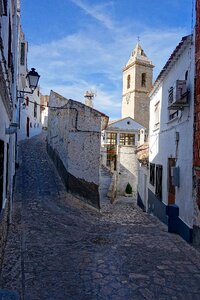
[17,67,40,130]
[26,68,40,92]
[18,67,40,94]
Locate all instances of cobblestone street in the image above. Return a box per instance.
[0,133,200,300]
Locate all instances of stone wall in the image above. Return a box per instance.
[117,146,138,195]
[193,0,200,244]
[47,91,106,209]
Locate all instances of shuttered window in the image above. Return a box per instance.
[0,0,7,16]
[154,101,160,129]
[34,102,37,119]
[20,43,25,65]
[155,164,162,199]
[149,163,155,186]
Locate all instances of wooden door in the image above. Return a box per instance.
[26,117,30,138]
[168,158,176,205]
[0,140,4,211]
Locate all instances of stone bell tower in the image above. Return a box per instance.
[121,43,154,129]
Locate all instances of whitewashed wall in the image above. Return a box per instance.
[138,164,148,210]
[149,39,194,228]
[47,91,106,208]
[117,146,138,195]
[18,88,42,141]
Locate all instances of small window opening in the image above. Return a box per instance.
[185,70,188,81]
[141,73,146,87]
[127,75,131,89]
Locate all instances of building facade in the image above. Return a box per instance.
[17,28,42,141]
[121,43,154,130]
[101,117,145,195]
[193,0,200,246]
[0,0,20,264]
[148,35,194,243]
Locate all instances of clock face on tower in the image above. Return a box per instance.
[126,93,131,104]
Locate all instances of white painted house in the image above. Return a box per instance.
[0,0,20,260]
[17,28,42,141]
[147,35,194,243]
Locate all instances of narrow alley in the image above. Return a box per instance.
[0,133,200,300]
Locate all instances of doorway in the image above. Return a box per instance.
[168,158,176,205]
[26,117,30,138]
[0,140,4,211]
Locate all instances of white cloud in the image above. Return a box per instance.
[70,0,115,30]
[28,1,189,119]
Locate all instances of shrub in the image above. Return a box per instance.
[125,183,132,194]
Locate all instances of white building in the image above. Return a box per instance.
[147,35,194,243]
[40,95,49,129]
[102,117,145,195]
[0,0,20,259]
[17,28,42,141]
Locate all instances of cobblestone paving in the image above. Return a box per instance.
[0,133,200,300]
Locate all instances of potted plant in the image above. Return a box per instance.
[125,183,133,197]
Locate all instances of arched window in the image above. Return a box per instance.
[141,73,146,87]
[127,75,131,89]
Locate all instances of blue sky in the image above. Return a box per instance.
[20,0,194,119]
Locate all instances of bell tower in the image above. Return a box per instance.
[121,43,154,129]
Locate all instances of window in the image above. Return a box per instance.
[106,145,117,170]
[155,164,162,199]
[26,97,29,106]
[8,17,12,68]
[149,163,155,186]
[141,73,146,87]
[168,86,178,120]
[0,0,8,16]
[169,109,178,121]
[127,75,131,89]
[120,133,135,146]
[106,133,117,145]
[154,101,160,129]
[34,102,37,119]
[185,70,188,81]
[0,140,4,211]
[20,43,25,65]
[168,87,173,104]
